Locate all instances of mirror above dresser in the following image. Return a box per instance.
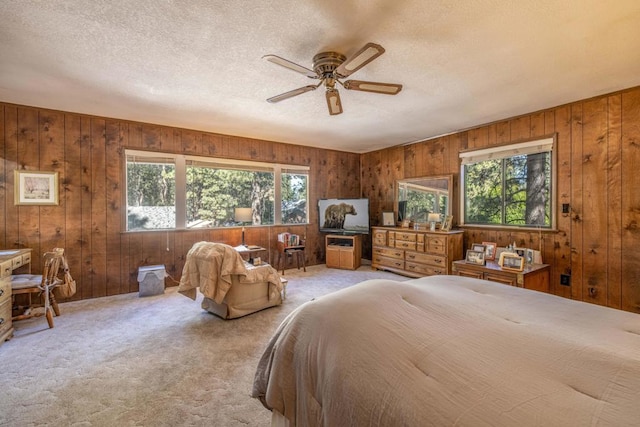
[395,174,453,224]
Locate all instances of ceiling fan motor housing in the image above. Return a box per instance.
[312,52,346,78]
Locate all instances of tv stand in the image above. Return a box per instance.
[326,234,362,270]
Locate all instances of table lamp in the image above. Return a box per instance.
[428,213,440,232]
[235,207,252,246]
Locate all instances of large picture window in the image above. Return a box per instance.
[125,150,308,231]
[459,136,556,229]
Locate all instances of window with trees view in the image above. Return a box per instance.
[125,150,308,231]
[459,137,556,229]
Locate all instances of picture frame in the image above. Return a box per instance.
[14,170,59,206]
[500,254,524,271]
[471,243,486,253]
[514,248,526,258]
[465,249,485,265]
[440,215,453,232]
[382,211,395,227]
[482,241,497,260]
[525,248,535,265]
[401,218,411,228]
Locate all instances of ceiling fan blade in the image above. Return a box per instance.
[267,85,318,103]
[343,80,402,95]
[325,88,343,115]
[262,54,317,78]
[335,43,385,77]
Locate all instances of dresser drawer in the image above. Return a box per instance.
[373,255,404,270]
[0,298,11,334]
[373,247,404,260]
[12,255,23,269]
[405,251,446,267]
[0,279,10,304]
[394,232,416,242]
[426,237,446,255]
[395,240,416,250]
[22,252,32,265]
[1,260,12,279]
[372,230,387,246]
[405,262,446,276]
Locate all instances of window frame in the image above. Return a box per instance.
[124,149,309,232]
[458,135,557,231]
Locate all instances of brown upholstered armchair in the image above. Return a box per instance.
[178,242,284,319]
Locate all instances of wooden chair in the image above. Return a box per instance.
[11,248,65,328]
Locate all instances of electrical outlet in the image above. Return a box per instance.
[560,274,571,286]
[562,203,570,213]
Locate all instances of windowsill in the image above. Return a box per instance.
[123,223,311,234]
[457,224,558,233]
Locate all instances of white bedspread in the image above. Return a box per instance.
[252,275,640,426]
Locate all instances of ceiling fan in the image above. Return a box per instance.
[263,42,403,116]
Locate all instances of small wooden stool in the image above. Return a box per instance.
[277,242,306,275]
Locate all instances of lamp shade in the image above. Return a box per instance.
[427,213,440,223]
[235,207,252,223]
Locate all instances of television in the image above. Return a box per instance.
[318,198,370,234]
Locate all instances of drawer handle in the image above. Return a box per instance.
[0,318,4,325]
[435,259,442,264]
[0,289,3,296]
[407,254,415,260]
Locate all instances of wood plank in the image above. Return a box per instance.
[530,112,545,138]
[509,116,530,141]
[90,118,108,297]
[580,97,608,306]
[620,89,640,313]
[570,103,584,301]
[551,106,572,298]
[38,110,66,251]
[79,116,93,299]
[63,112,83,300]
[606,95,622,308]
[17,107,41,270]
[0,105,5,248]
[105,120,122,296]
[2,107,18,250]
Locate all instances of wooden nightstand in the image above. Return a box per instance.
[452,260,550,293]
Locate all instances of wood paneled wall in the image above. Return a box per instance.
[0,103,360,300]
[361,86,640,314]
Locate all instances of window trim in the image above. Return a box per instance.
[124,149,310,232]
[458,135,557,231]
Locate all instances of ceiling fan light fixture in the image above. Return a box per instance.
[325,88,342,115]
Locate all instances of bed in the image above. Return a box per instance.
[252,275,640,426]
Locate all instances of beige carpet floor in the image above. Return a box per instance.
[1,264,405,426]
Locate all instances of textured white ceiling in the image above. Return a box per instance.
[1,1,639,153]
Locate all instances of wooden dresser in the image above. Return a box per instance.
[371,227,464,277]
[1,249,33,345]
[452,260,550,293]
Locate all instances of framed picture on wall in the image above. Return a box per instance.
[14,170,59,206]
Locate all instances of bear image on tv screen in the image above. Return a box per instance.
[323,203,357,230]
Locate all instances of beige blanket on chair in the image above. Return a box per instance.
[178,241,282,304]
